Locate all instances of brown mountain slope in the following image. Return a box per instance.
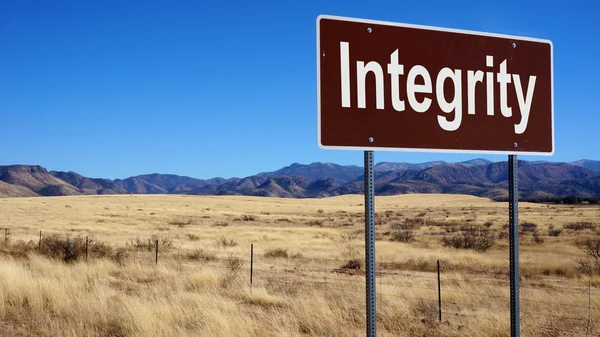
[0,166,80,196]
[50,171,126,195]
[0,180,38,197]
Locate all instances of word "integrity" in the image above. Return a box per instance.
[339,41,538,134]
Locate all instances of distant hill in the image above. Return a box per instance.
[258,159,493,184]
[572,160,600,172]
[374,158,492,172]
[258,162,362,185]
[0,159,598,200]
[113,174,213,194]
[50,171,126,195]
[0,180,38,198]
[0,166,81,197]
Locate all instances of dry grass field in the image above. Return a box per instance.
[0,193,599,336]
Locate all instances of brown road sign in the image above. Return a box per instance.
[317,15,554,155]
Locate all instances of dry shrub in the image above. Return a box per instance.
[225,255,244,272]
[548,228,562,237]
[214,237,238,249]
[442,225,496,252]
[521,221,538,232]
[187,233,201,241]
[406,257,434,272]
[393,217,426,230]
[153,233,174,248]
[112,248,129,266]
[412,299,438,323]
[576,259,598,275]
[39,234,114,263]
[40,235,85,262]
[186,249,217,262]
[129,233,174,251]
[339,231,360,259]
[340,231,360,242]
[0,239,37,259]
[575,238,600,260]
[242,215,258,222]
[221,254,244,288]
[264,248,288,258]
[532,230,544,244]
[341,259,361,270]
[88,238,114,257]
[168,219,193,227]
[392,230,415,243]
[129,237,153,251]
[565,222,596,231]
[379,257,438,273]
[308,220,324,227]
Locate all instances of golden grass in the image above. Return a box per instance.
[0,194,598,336]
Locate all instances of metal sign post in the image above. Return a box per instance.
[508,155,520,336]
[317,15,553,337]
[364,151,376,337]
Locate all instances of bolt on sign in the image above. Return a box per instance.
[317,15,554,154]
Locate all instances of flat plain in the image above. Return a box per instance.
[0,194,598,336]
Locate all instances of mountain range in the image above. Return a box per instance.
[0,159,599,200]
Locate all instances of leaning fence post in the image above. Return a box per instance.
[85,236,89,262]
[4,228,7,242]
[587,280,592,336]
[155,240,159,265]
[250,243,254,290]
[437,260,442,322]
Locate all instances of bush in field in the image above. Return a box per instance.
[264,248,288,259]
[214,237,238,249]
[576,238,600,260]
[532,230,544,244]
[521,222,537,232]
[341,259,362,270]
[575,259,600,275]
[129,233,174,251]
[573,238,600,275]
[186,249,217,262]
[393,218,426,230]
[392,230,415,243]
[548,228,562,237]
[40,234,113,263]
[442,225,496,252]
[242,215,258,222]
[220,254,244,288]
[187,233,201,241]
[565,222,596,231]
[339,231,361,260]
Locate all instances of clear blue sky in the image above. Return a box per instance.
[0,0,598,179]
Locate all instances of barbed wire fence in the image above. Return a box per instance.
[0,227,599,336]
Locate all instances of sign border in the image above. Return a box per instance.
[316,14,554,156]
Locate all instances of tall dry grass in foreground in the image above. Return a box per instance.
[0,194,598,336]
[0,253,512,337]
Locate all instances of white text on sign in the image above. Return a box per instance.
[339,41,537,134]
